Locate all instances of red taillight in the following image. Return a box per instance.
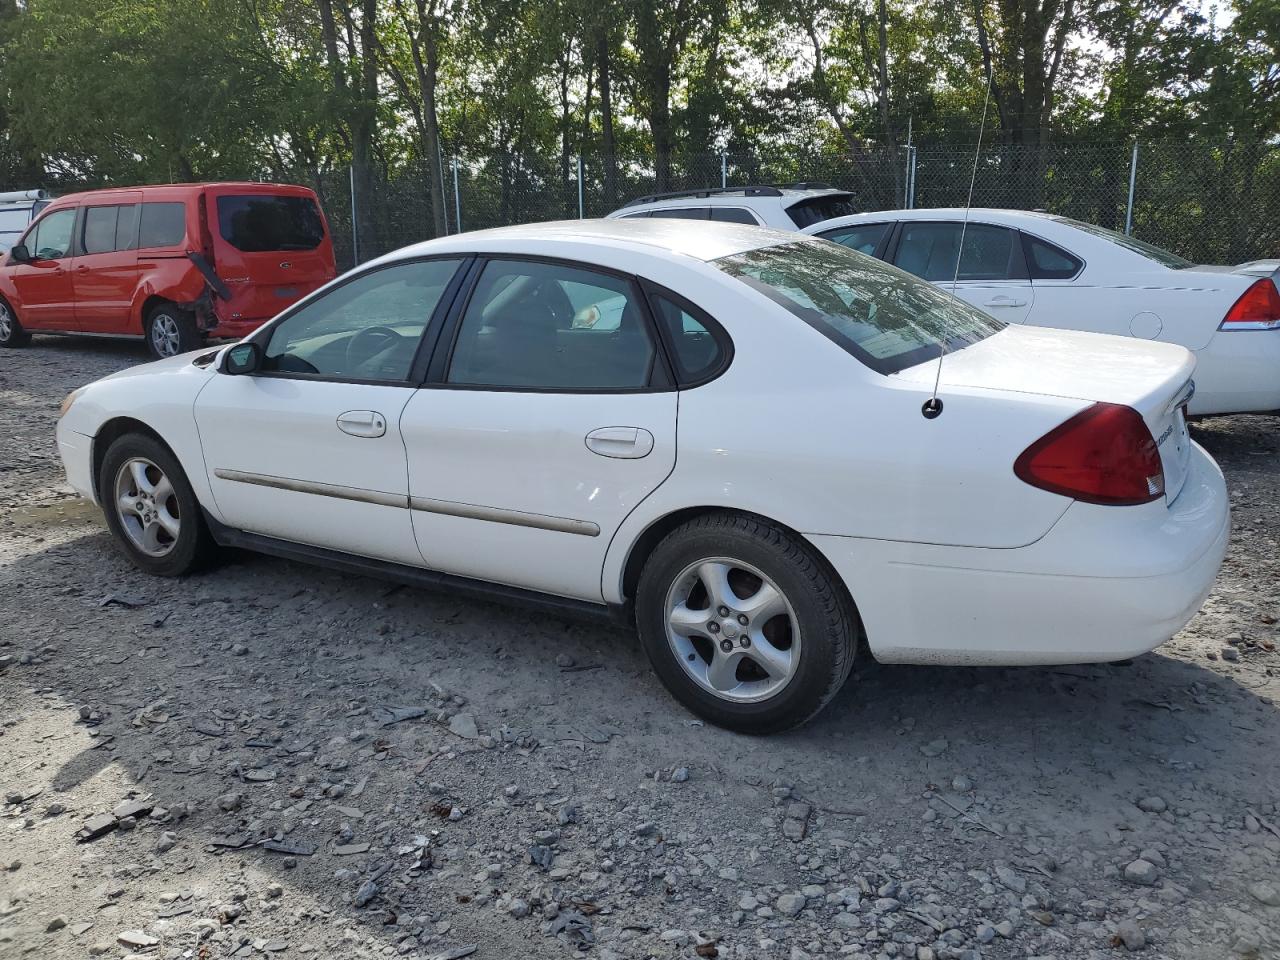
[1221,279,1280,330]
[1014,402,1164,506]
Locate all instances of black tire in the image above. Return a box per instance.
[99,432,216,576]
[145,303,201,359]
[0,297,31,347]
[635,512,859,734]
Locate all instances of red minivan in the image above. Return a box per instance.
[0,182,337,358]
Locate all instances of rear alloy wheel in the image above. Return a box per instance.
[0,298,30,347]
[145,304,200,359]
[99,433,214,576]
[636,512,859,733]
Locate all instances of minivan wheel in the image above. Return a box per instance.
[99,433,215,576]
[635,512,859,734]
[0,298,30,347]
[146,304,200,359]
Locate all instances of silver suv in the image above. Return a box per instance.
[605,184,856,231]
[0,190,52,254]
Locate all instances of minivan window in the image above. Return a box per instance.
[27,208,76,259]
[716,240,1004,375]
[138,202,186,248]
[83,205,122,254]
[217,194,325,252]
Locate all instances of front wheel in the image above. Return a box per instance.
[0,298,31,347]
[145,303,201,359]
[635,512,859,734]
[99,433,215,576]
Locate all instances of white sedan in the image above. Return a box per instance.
[802,208,1280,416]
[55,219,1229,732]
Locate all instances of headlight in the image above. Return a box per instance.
[58,388,84,419]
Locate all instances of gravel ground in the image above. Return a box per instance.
[2,336,1279,960]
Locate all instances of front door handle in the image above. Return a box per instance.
[585,426,654,459]
[983,296,1028,308]
[336,410,387,438]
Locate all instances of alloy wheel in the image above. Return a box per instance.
[664,557,801,703]
[114,457,181,557]
[150,313,181,357]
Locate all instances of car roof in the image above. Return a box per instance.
[803,208,1062,232]
[42,182,318,205]
[616,185,851,212]
[375,218,799,265]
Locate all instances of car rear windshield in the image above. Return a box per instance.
[785,193,858,229]
[1051,216,1192,269]
[216,194,325,252]
[716,240,1005,375]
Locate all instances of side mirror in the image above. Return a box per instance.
[223,341,262,375]
[8,244,31,264]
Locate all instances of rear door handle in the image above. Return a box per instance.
[336,410,387,438]
[585,426,654,459]
[983,296,1027,308]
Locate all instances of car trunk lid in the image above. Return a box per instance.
[898,324,1196,503]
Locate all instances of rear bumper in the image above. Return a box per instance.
[56,424,98,505]
[808,443,1229,666]
[1190,329,1280,415]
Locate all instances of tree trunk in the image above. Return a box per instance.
[595,22,618,206]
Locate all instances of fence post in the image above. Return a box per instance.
[1125,140,1139,236]
[453,154,462,234]
[721,151,727,189]
[348,164,359,266]
[577,156,585,219]
[438,144,449,235]
[907,148,917,209]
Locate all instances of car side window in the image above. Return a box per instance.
[649,207,710,220]
[1022,234,1083,280]
[893,222,1018,282]
[262,258,463,381]
[114,204,140,251]
[137,202,186,248]
[649,291,730,384]
[710,207,759,225]
[448,259,656,390]
[83,206,122,255]
[27,209,76,259]
[817,222,889,256]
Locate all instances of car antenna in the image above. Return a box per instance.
[923,62,994,420]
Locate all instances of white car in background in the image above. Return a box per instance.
[56,220,1228,733]
[803,208,1280,416]
[606,183,857,230]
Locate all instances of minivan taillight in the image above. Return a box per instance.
[1014,403,1164,506]
[1221,278,1280,330]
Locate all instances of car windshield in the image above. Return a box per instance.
[716,240,1005,375]
[1052,216,1192,269]
[216,194,325,252]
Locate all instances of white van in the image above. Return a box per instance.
[0,190,52,254]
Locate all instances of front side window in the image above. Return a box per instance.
[893,222,1019,282]
[448,260,656,390]
[138,202,186,248]
[717,240,1005,375]
[263,258,462,381]
[817,222,889,256]
[27,209,76,259]
[217,194,325,252]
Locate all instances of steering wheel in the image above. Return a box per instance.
[345,325,405,371]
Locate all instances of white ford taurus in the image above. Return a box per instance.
[802,208,1280,417]
[55,219,1229,732]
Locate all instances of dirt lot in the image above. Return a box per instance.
[1,337,1279,960]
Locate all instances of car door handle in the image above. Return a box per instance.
[585,426,654,459]
[983,296,1027,307]
[336,410,387,438]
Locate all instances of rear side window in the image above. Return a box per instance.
[785,193,857,228]
[716,240,1004,375]
[138,202,186,248]
[817,222,889,256]
[217,194,325,252]
[649,207,710,220]
[1022,234,1084,279]
[83,206,121,254]
[710,207,758,225]
[115,204,139,251]
[649,291,730,384]
[893,222,1019,281]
